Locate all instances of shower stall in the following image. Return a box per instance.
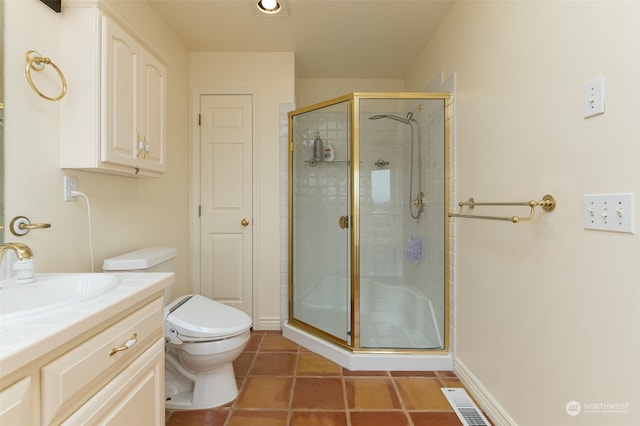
[284,93,451,369]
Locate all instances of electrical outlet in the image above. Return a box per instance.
[64,175,78,201]
[583,193,634,233]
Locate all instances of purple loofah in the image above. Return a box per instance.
[406,235,422,263]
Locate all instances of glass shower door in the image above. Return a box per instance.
[357,96,447,350]
[289,100,351,344]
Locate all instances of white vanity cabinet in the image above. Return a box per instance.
[40,297,165,424]
[60,1,167,176]
[60,340,164,425]
[0,273,173,426]
[0,376,36,425]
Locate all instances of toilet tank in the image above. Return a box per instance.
[103,247,177,302]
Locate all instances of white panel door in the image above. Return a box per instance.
[200,94,253,317]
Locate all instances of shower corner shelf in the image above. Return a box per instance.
[305,159,350,167]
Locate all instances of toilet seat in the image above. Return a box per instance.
[166,294,252,342]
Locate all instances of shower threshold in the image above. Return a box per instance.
[282,321,453,371]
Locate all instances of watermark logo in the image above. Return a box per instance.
[566,400,630,416]
[566,401,581,416]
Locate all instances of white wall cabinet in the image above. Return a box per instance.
[61,1,167,176]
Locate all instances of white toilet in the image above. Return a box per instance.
[102,247,252,410]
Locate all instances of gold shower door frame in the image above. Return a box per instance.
[288,92,452,354]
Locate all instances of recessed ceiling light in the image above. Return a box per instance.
[257,0,281,14]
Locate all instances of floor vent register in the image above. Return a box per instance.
[441,388,491,426]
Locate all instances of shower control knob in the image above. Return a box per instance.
[241,218,250,227]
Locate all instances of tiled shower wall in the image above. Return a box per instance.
[290,109,351,301]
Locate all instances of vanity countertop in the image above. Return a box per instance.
[0,272,174,377]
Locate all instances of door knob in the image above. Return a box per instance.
[241,218,250,227]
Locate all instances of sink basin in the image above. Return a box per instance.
[0,274,120,320]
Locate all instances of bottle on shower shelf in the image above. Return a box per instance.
[323,142,335,161]
[313,132,323,162]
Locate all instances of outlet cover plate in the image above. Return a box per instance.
[64,175,78,201]
[583,193,634,233]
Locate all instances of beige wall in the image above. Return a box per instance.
[406,2,640,425]
[190,52,295,329]
[296,78,405,108]
[6,1,639,423]
[4,0,192,298]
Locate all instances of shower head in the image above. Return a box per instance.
[368,114,411,124]
[369,103,422,124]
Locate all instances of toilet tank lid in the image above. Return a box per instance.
[103,247,177,270]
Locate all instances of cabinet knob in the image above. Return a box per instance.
[136,135,145,158]
[241,218,250,227]
[144,141,151,159]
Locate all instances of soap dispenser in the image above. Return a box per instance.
[313,132,323,162]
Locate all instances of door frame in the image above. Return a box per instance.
[190,88,260,321]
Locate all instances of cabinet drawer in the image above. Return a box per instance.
[41,297,163,425]
[62,339,164,425]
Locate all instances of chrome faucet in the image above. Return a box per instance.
[0,242,35,283]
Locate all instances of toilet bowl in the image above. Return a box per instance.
[103,247,252,410]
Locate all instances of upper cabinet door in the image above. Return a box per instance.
[138,51,166,173]
[102,16,140,170]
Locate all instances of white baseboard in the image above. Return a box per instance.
[454,357,518,426]
[254,317,282,330]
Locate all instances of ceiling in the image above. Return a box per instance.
[147,0,455,79]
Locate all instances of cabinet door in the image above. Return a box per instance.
[139,51,166,172]
[0,377,34,425]
[61,339,164,425]
[102,15,140,169]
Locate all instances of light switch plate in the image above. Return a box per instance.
[583,193,634,233]
[584,77,605,118]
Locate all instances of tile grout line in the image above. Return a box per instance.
[223,332,264,426]
[342,367,353,426]
[286,343,300,426]
[388,372,416,426]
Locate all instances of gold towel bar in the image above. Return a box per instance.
[448,194,556,223]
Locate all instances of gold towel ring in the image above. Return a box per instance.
[25,50,67,102]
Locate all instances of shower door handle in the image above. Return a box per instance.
[338,216,349,229]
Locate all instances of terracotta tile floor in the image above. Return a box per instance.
[165,330,480,426]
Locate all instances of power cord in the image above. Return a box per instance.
[70,190,95,272]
